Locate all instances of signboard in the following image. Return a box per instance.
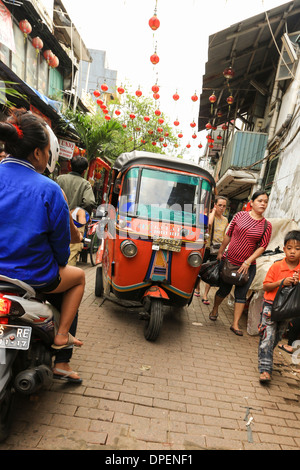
[58,139,75,160]
[0,0,16,53]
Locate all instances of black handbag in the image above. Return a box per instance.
[220,257,249,286]
[199,260,220,287]
[271,280,300,321]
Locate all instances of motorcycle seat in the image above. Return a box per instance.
[0,282,27,295]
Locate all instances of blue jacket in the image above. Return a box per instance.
[0,157,70,288]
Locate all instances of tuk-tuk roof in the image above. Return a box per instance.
[113,151,216,187]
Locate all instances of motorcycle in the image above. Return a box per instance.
[0,236,91,441]
[0,274,61,441]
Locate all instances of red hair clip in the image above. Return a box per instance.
[11,123,24,140]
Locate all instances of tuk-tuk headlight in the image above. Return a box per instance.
[188,252,202,267]
[120,240,138,258]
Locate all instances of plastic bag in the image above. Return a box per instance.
[199,260,220,287]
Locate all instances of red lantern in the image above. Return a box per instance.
[32,37,43,56]
[49,55,59,68]
[150,53,160,65]
[102,109,109,114]
[152,84,159,93]
[115,109,121,116]
[190,121,196,128]
[223,66,235,80]
[101,83,108,92]
[209,93,217,104]
[73,146,80,156]
[173,92,179,101]
[93,89,101,98]
[192,133,197,139]
[155,109,161,116]
[148,129,153,135]
[157,127,163,133]
[117,86,125,94]
[174,143,179,148]
[144,116,150,122]
[152,141,157,146]
[164,131,169,137]
[43,50,54,64]
[158,118,164,124]
[198,144,203,149]
[19,19,32,38]
[217,134,222,140]
[135,88,142,97]
[205,123,212,130]
[174,119,180,126]
[105,115,111,121]
[153,93,160,100]
[122,123,127,128]
[135,127,141,132]
[141,139,146,144]
[217,110,223,118]
[191,93,198,102]
[129,113,136,120]
[227,95,234,105]
[186,143,191,148]
[209,144,214,149]
[159,136,164,142]
[149,14,160,31]
[163,143,167,148]
[222,124,228,130]
[178,132,183,138]
[96,99,103,106]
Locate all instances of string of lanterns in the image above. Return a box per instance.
[19,19,59,68]
[92,2,237,154]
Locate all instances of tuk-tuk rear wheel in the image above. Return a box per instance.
[144,299,163,341]
[95,265,104,297]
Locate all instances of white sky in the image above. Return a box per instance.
[61,0,287,157]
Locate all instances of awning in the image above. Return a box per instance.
[216,169,258,200]
[198,0,300,131]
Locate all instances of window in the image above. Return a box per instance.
[263,156,279,193]
[11,23,25,79]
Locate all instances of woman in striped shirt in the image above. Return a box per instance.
[209,191,272,336]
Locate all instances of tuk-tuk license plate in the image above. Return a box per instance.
[0,325,32,351]
[152,238,182,252]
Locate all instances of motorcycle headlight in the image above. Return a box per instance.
[188,251,202,267]
[120,240,138,258]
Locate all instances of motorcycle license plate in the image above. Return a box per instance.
[0,325,32,351]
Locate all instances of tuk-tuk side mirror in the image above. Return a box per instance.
[114,178,122,194]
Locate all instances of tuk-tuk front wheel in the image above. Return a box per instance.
[144,299,163,341]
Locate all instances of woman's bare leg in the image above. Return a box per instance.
[49,265,85,347]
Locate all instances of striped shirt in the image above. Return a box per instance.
[226,211,272,266]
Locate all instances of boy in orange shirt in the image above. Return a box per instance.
[258,230,300,383]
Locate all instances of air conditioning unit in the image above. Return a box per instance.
[254,119,265,132]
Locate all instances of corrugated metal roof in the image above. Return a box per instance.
[198,0,300,131]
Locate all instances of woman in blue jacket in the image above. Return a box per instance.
[0,109,85,350]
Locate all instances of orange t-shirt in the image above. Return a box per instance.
[263,258,300,302]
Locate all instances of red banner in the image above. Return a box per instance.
[0,0,16,53]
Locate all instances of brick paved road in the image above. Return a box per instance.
[1,263,300,450]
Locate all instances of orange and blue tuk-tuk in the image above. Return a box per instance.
[95,151,215,341]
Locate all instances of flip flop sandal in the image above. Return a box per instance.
[278,344,293,355]
[53,368,82,384]
[51,332,83,350]
[230,326,243,336]
[194,291,200,297]
[259,371,271,383]
[202,299,210,305]
[209,312,218,321]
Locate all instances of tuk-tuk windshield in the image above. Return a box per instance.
[120,167,212,227]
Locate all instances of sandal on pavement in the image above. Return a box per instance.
[209,312,218,321]
[230,326,243,336]
[53,368,82,384]
[259,371,271,383]
[278,344,293,355]
[51,332,83,350]
[194,291,200,297]
[202,299,210,305]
